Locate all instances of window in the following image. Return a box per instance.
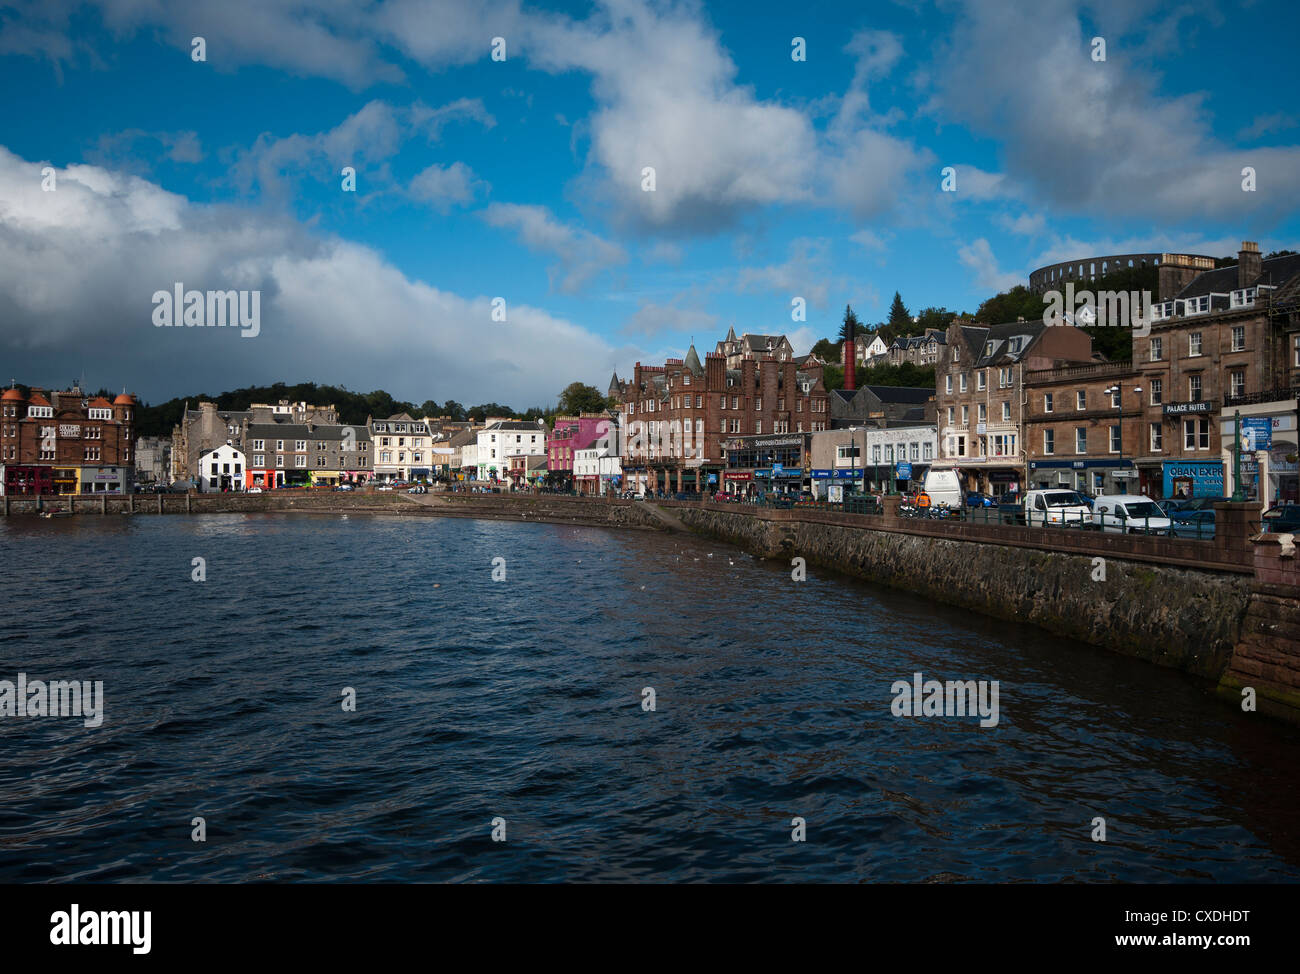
[732,396,739,409]
[1044,393,1053,412]
[1150,379,1163,405]
[755,398,762,411]
[911,442,919,461]
[1109,426,1121,453]
[1232,326,1245,352]
[1189,374,1202,401]
[754,421,762,434]
[945,375,953,394]
[276,440,284,451]
[1150,423,1162,452]
[1294,335,1300,368]
[276,456,285,468]
[959,373,968,393]
[1000,367,1013,387]
[1076,391,1086,410]
[1002,401,1011,421]
[947,407,955,425]
[1043,429,1055,454]
[1183,418,1210,450]
[1189,332,1202,357]
[696,395,702,408]
[253,440,264,451]
[1075,428,1087,453]
[923,442,933,461]
[978,403,987,422]
[1230,371,1245,399]
[1110,387,1120,408]
[961,406,969,424]
[977,371,986,391]
[1150,337,1163,362]
[254,455,265,466]
[778,399,785,411]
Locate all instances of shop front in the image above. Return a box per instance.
[53,466,80,494]
[1162,460,1225,500]
[80,466,131,493]
[309,470,342,488]
[2,465,53,495]
[1028,460,1128,496]
[723,470,754,497]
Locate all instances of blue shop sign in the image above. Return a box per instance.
[1162,461,1224,498]
[1242,417,1273,450]
[896,462,913,479]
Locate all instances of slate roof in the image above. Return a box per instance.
[1176,253,1300,300]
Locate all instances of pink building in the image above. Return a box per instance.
[547,414,612,484]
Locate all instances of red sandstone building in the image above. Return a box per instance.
[612,333,830,494]
[0,385,139,494]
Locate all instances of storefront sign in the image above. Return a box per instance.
[1163,401,1215,415]
[1163,461,1223,498]
[723,471,753,481]
[58,425,80,437]
[896,462,912,479]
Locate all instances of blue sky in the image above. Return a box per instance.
[1,0,1298,409]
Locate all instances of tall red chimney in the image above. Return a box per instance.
[843,329,856,392]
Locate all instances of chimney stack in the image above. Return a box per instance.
[1238,240,1262,289]
[843,319,857,393]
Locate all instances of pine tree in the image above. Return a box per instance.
[838,304,862,342]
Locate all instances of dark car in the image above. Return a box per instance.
[1262,504,1300,533]
[1169,508,1216,539]
[1166,495,1225,514]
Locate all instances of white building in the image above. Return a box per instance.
[370,413,432,482]
[476,420,546,482]
[864,425,937,492]
[574,446,623,496]
[196,444,247,492]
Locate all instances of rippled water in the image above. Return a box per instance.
[1,512,1298,882]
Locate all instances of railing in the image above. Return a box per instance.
[1224,387,1300,408]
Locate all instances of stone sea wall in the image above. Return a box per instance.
[672,505,1253,681]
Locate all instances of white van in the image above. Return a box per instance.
[1092,494,1172,535]
[921,468,964,508]
[1022,489,1093,527]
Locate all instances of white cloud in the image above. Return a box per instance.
[622,301,718,339]
[410,161,486,211]
[735,238,838,309]
[481,202,627,293]
[0,146,621,407]
[931,0,1300,219]
[957,238,1022,292]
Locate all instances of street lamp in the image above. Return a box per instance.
[848,426,859,499]
[1104,383,1140,494]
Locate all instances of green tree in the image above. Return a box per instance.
[557,381,612,416]
[837,304,863,342]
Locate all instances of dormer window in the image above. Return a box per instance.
[1231,287,1257,309]
[1185,296,1210,316]
[984,341,994,357]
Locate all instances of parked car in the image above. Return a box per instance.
[407,484,427,494]
[965,491,997,508]
[1262,504,1300,533]
[247,486,264,494]
[376,484,394,492]
[1165,495,1224,514]
[333,484,354,492]
[1169,508,1216,539]
[1092,494,1173,535]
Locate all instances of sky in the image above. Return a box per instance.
[1,0,1298,411]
